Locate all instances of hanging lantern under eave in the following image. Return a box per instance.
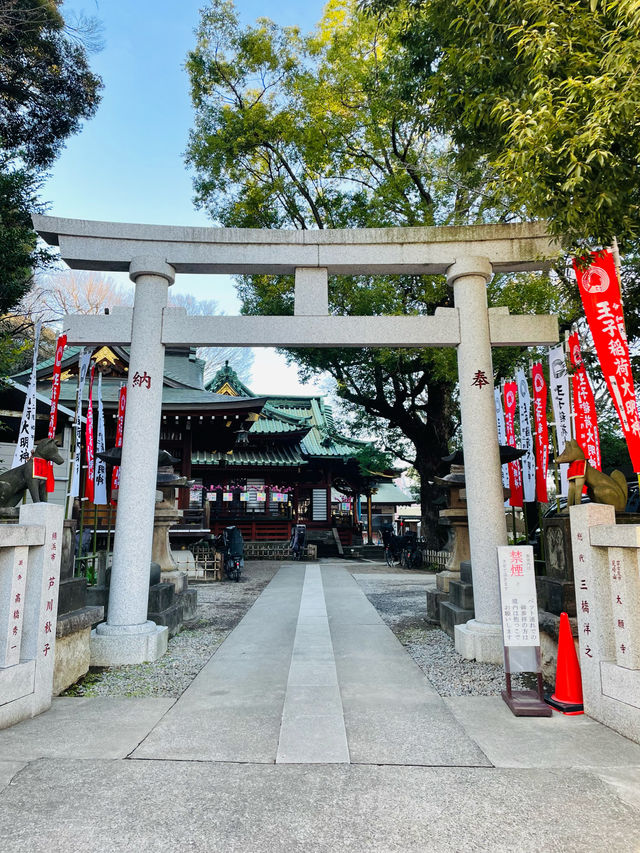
[234,426,250,446]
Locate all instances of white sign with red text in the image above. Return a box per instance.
[498,545,540,648]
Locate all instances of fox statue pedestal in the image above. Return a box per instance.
[538,516,577,617]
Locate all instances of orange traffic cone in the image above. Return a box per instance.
[545,611,584,715]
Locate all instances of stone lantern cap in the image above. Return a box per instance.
[442,445,526,468]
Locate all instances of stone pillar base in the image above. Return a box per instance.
[454,619,503,664]
[90,624,168,666]
[436,569,461,594]
[160,570,188,593]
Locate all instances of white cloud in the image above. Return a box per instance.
[249,349,322,396]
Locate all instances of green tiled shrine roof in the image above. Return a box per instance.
[192,445,304,466]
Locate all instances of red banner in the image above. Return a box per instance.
[531,363,549,503]
[504,381,523,508]
[110,385,127,504]
[574,250,640,471]
[568,332,601,472]
[84,364,95,503]
[47,334,67,439]
[44,333,67,492]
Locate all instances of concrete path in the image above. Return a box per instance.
[1,561,640,852]
[132,563,486,766]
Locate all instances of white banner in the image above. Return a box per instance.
[70,349,92,498]
[12,322,41,468]
[494,387,509,488]
[548,344,572,497]
[94,372,108,505]
[516,369,536,503]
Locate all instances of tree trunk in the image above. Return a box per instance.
[414,378,456,549]
[414,453,447,549]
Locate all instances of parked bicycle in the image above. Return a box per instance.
[217,525,244,581]
[381,526,403,567]
[402,539,424,570]
[393,531,422,569]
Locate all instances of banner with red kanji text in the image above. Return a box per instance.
[503,381,523,508]
[84,364,96,503]
[110,384,126,504]
[573,250,640,471]
[567,331,601,472]
[45,333,67,492]
[531,363,550,503]
[494,387,509,488]
[47,334,67,440]
[70,349,92,499]
[94,372,108,505]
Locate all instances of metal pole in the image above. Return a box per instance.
[64,422,76,521]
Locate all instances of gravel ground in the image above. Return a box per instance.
[64,560,531,699]
[63,562,279,698]
[353,567,532,696]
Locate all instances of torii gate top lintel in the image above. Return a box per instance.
[32,215,560,276]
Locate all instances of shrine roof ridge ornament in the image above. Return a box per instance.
[32,215,561,276]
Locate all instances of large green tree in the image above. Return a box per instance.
[365,0,640,254]
[185,0,576,543]
[0,0,102,355]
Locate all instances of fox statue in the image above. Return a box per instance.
[0,438,64,507]
[556,439,628,513]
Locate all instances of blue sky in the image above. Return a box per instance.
[46,0,326,393]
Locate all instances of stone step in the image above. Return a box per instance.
[536,576,577,617]
[439,600,474,639]
[148,582,175,613]
[449,579,474,610]
[86,585,108,611]
[359,545,384,560]
[57,577,87,616]
[426,588,446,623]
[148,600,184,638]
[177,588,198,622]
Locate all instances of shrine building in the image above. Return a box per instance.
[3,347,394,551]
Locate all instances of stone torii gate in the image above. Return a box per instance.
[33,216,559,666]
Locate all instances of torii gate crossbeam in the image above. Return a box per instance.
[33,215,560,666]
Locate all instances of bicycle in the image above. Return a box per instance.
[385,543,402,567]
[401,545,423,570]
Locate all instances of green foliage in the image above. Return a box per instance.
[0,0,102,168]
[351,444,395,479]
[0,0,102,370]
[598,415,633,476]
[365,0,640,253]
[0,162,52,315]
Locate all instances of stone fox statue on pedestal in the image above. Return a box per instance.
[557,439,628,512]
[0,438,64,506]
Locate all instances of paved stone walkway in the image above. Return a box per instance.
[133,563,485,766]
[1,561,640,852]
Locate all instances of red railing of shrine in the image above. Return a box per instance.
[210,520,292,542]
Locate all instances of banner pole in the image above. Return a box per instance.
[64,420,76,522]
[612,236,623,287]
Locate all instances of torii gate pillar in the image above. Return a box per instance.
[90,257,175,665]
[448,256,507,661]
